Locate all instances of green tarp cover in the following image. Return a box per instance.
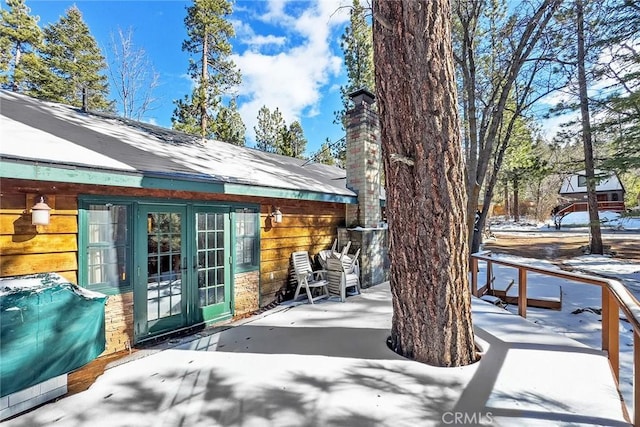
[0,273,108,397]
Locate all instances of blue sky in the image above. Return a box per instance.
[16,0,353,156]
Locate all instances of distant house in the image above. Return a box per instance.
[556,170,626,216]
[0,90,368,355]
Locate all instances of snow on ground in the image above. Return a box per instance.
[489,212,640,232]
[480,252,640,414]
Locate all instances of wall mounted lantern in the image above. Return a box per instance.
[31,196,52,226]
[270,206,283,224]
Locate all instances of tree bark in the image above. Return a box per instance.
[373,0,476,367]
[504,179,510,219]
[201,35,208,138]
[513,176,520,222]
[576,0,603,254]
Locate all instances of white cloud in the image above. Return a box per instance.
[246,34,287,48]
[540,112,578,141]
[233,0,350,144]
[231,19,287,49]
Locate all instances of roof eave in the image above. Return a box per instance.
[0,158,358,204]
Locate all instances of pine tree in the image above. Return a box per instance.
[213,98,246,146]
[0,0,42,91]
[333,0,375,162]
[337,0,374,122]
[314,140,336,166]
[373,0,476,367]
[595,0,640,171]
[254,105,285,153]
[278,121,307,158]
[30,6,111,110]
[172,0,241,140]
[500,117,547,221]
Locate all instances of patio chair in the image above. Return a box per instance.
[343,248,360,276]
[326,249,361,302]
[317,240,352,269]
[292,251,329,304]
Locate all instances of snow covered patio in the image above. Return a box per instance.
[5,282,630,426]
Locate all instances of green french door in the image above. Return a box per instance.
[139,205,188,336]
[135,204,232,342]
[194,209,231,322]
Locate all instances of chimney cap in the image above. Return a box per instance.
[348,88,375,105]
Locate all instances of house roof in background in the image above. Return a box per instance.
[559,170,625,195]
[0,91,356,204]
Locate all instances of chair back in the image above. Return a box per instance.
[292,251,312,276]
[344,248,360,274]
[325,256,344,297]
[339,241,352,260]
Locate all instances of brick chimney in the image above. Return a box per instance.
[345,88,381,228]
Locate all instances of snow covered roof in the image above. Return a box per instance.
[559,170,624,194]
[0,90,356,203]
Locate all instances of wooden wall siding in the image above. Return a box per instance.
[259,202,346,305]
[1,178,348,325]
[0,190,78,283]
[103,292,134,355]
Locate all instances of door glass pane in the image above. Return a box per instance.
[196,212,225,308]
[147,212,182,322]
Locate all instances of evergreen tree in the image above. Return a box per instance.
[500,117,549,221]
[314,140,336,166]
[0,0,42,91]
[172,0,241,140]
[373,0,476,367]
[333,0,375,162]
[278,120,307,158]
[337,0,374,122]
[595,0,640,171]
[213,98,246,146]
[254,105,285,153]
[30,6,111,110]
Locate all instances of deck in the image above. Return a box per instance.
[7,282,630,426]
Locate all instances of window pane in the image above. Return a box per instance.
[86,204,129,289]
[234,209,257,269]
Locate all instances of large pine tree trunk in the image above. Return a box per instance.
[201,36,209,138]
[513,176,520,222]
[576,0,603,254]
[373,0,477,367]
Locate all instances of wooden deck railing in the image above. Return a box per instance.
[471,251,640,425]
[557,201,626,216]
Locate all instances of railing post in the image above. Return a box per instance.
[518,267,527,318]
[602,287,620,382]
[486,260,492,294]
[471,256,478,296]
[635,333,640,425]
